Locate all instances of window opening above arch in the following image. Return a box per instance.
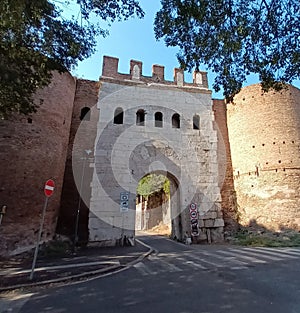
[114,107,124,124]
[80,107,91,121]
[136,109,145,126]
[193,115,200,130]
[155,112,163,127]
[172,113,180,128]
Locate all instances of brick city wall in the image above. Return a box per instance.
[0,72,76,256]
[213,99,238,232]
[102,56,209,90]
[56,79,100,243]
[227,84,300,230]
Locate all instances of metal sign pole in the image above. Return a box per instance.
[0,205,7,226]
[120,192,129,246]
[29,196,48,280]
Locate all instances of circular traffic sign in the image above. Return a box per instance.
[190,203,197,210]
[44,179,55,197]
[190,211,198,219]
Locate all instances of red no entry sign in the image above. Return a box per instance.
[44,179,55,197]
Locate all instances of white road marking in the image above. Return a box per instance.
[184,252,225,268]
[286,248,300,252]
[2,260,120,276]
[133,262,154,276]
[248,247,299,259]
[149,255,183,273]
[234,248,284,261]
[176,257,207,270]
[219,249,267,264]
[133,244,300,277]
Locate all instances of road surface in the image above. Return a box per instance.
[2,233,300,313]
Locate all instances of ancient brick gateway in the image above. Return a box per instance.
[86,56,225,245]
[0,56,299,256]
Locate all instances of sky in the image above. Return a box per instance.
[68,0,299,99]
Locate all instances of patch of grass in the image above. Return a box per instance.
[39,240,72,257]
[288,234,300,246]
[232,231,300,247]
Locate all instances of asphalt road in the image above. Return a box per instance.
[2,234,300,313]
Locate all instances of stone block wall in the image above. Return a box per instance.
[89,57,224,244]
[145,191,165,229]
[0,72,76,256]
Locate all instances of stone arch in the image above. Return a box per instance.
[89,129,193,243]
[135,171,182,239]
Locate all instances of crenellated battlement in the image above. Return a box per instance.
[101,56,208,89]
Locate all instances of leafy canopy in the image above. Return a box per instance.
[154,0,300,100]
[0,0,144,117]
[137,174,170,198]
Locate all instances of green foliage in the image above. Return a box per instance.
[137,174,170,197]
[154,0,300,100]
[39,239,72,257]
[233,230,300,247]
[163,178,170,195]
[0,0,144,118]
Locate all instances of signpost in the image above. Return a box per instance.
[29,179,55,280]
[120,192,129,246]
[120,192,129,213]
[44,179,55,197]
[189,203,199,237]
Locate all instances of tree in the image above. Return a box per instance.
[0,0,144,117]
[154,0,300,100]
[137,174,170,198]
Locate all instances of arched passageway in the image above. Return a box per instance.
[135,172,182,240]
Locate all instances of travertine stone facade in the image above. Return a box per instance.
[89,56,224,244]
[227,85,300,230]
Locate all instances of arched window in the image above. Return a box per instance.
[193,115,200,130]
[80,107,91,121]
[114,107,124,124]
[155,112,163,127]
[136,109,145,126]
[172,113,180,128]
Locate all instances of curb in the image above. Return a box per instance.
[127,238,154,266]
[0,264,120,292]
[0,239,154,292]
